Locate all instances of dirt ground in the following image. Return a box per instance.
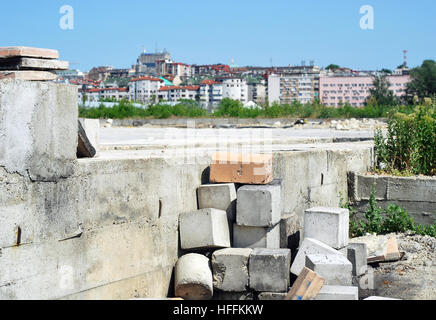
[358,232,436,300]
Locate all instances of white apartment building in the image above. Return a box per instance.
[83,87,129,102]
[158,85,200,102]
[129,76,164,104]
[199,80,223,111]
[220,77,248,104]
[268,73,320,105]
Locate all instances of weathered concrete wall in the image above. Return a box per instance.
[349,173,436,225]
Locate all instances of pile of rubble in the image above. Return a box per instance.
[172,152,401,300]
[0,46,68,80]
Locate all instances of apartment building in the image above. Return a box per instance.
[220,77,248,104]
[158,85,200,102]
[199,80,223,111]
[82,87,129,102]
[133,50,171,75]
[129,76,164,104]
[157,60,194,80]
[268,73,320,105]
[247,83,267,105]
[319,75,410,107]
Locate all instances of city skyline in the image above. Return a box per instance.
[1,0,435,72]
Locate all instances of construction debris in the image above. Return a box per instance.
[351,234,401,263]
[285,267,325,300]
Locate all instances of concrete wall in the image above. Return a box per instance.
[0,80,374,299]
[348,173,436,225]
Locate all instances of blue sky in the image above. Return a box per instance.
[1,0,435,72]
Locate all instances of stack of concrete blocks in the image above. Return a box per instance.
[0,46,68,80]
[289,207,368,300]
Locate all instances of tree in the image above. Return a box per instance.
[406,60,436,100]
[368,75,397,106]
[380,68,392,74]
[326,64,340,70]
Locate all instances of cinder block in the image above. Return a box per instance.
[233,223,280,249]
[179,209,230,250]
[197,183,237,222]
[249,248,291,292]
[316,285,358,300]
[304,207,349,249]
[211,248,252,292]
[280,213,302,251]
[236,184,281,227]
[291,238,344,276]
[347,243,368,276]
[257,292,287,300]
[305,254,352,286]
[175,253,213,300]
[210,152,273,185]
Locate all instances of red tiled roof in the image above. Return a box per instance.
[130,76,163,82]
[159,85,200,92]
[200,79,220,85]
[87,87,128,93]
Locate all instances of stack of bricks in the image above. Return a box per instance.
[176,152,299,300]
[0,47,68,81]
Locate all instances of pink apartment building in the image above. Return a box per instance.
[319,75,410,107]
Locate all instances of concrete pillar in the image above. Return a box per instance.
[174,253,213,300]
[0,80,78,182]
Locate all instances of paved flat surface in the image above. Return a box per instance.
[99,127,374,150]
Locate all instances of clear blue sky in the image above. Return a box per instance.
[1,0,435,72]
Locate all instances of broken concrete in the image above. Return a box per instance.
[211,248,252,292]
[249,248,291,292]
[351,234,401,263]
[304,207,349,249]
[179,208,231,250]
[233,223,280,249]
[174,253,213,300]
[236,184,281,227]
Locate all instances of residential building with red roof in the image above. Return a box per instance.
[129,76,164,104]
[158,85,200,102]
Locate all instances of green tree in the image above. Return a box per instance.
[326,64,340,70]
[380,68,392,74]
[406,60,436,100]
[368,75,397,106]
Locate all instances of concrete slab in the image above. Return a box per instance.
[236,184,281,227]
[0,57,69,70]
[316,285,358,300]
[0,46,59,59]
[0,71,58,81]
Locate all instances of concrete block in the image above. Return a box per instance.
[0,80,78,181]
[233,223,280,249]
[0,71,58,81]
[179,209,230,250]
[175,254,213,300]
[316,285,358,300]
[257,292,287,300]
[347,243,368,276]
[0,57,69,71]
[213,291,254,300]
[211,248,252,292]
[197,183,237,222]
[249,248,291,292]
[304,207,349,249]
[0,46,59,59]
[280,213,302,251]
[291,238,344,276]
[305,254,352,286]
[236,184,281,227]
[210,152,273,185]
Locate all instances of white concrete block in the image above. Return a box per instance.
[179,209,230,250]
[175,253,213,300]
[304,207,349,249]
[212,248,252,292]
[316,285,359,300]
[236,185,281,227]
[291,237,344,276]
[305,254,352,286]
[249,248,291,292]
[347,243,368,276]
[197,183,237,222]
[233,223,280,249]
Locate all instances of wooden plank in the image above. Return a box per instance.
[77,120,97,158]
[285,267,325,300]
[0,71,57,81]
[0,46,59,59]
[0,57,68,71]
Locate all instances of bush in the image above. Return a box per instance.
[375,102,436,175]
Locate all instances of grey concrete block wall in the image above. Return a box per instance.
[349,173,436,225]
[0,80,78,182]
